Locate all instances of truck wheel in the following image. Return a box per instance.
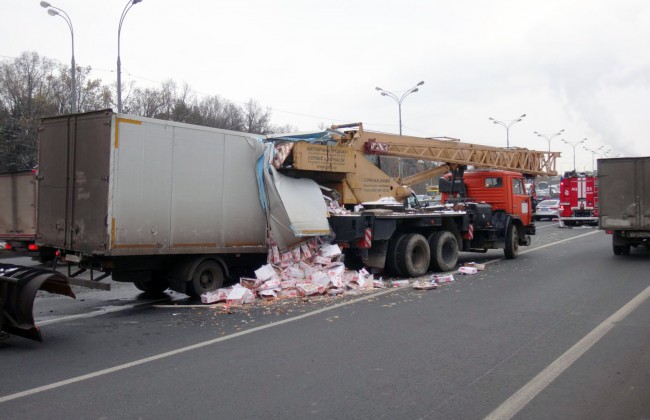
[428,231,458,272]
[396,233,430,277]
[386,233,407,276]
[187,260,225,297]
[613,244,630,256]
[134,271,169,294]
[504,223,519,259]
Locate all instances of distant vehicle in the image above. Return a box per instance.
[534,199,560,221]
[598,157,650,255]
[559,172,598,226]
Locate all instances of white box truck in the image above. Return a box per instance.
[36,110,274,296]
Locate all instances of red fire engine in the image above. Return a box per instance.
[559,171,598,226]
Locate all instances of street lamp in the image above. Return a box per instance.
[40,1,76,113]
[534,129,564,155]
[489,114,526,149]
[375,81,424,178]
[583,146,604,172]
[375,81,424,136]
[562,138,587,171]
[117,0,143,113]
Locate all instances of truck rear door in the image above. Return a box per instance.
[37,111,112,252]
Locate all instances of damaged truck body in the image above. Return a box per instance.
[35,110,327,298]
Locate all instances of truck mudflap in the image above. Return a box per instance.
[0,263,75,342]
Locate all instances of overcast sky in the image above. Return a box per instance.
[2,0,649,173]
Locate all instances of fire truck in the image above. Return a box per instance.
[558,171,598,226]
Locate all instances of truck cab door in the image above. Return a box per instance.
[511,177,532,224]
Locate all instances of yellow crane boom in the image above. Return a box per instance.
[281,123,560,205]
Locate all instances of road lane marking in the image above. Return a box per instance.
[3,229,603,405]
[485,285,650,420]
[519,230,599,255]
[0,287,399,404]
[36,297,178,326]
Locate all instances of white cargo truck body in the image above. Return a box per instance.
[0,170,37,251]
[37,109,270,295]
[597,156,650,255]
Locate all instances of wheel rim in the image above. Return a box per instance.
[199,270,215,289]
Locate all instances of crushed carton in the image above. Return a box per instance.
[319,244,342,258]
[240,277,264,290]
[434,274,455,284]
[373,278,387,288]
[226,286,255,305]
[258,289,277,299]
[278,289,299,298]
[391,279,410,287]
[297,282,321,296]
[412,279,439,290]
[464,262,486,271]
[201,288,230,304]
[458,266,478,275]
[255,264,277,281]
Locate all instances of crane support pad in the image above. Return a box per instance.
[0,263,75,342]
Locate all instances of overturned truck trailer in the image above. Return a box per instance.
[36,109,328,297]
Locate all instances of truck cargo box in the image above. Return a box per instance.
[37,109,268,257]
[598,157,650,231]
[0,170,36,249]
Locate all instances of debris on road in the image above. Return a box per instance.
[458,266,478,275]
[199,237,489,306]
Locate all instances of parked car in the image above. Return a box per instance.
[534,199,560,221]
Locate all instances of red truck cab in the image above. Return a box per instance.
[445,170,533,225]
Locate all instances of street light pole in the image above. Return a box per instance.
[117,0,143,113]
[375,81,424,178]
[40,1,76,113]
[375,81,424,136]
[489,114,526,149]
[583,146,603,172]
[561,138,587,171]
[534,129,564,155]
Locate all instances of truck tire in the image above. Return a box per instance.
[613,244,630,256]
[428,231,458,272]
[504,223,519,259]
[386,233,407,276]
[187,260,225,297]
[396,233,430,277]
[134,271,169,294]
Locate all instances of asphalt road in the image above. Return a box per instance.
[1,222,649,419]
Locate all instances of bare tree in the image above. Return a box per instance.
[243,99,272,134]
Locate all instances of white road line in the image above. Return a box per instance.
[0,287,398,404]
[3,229,602,405]
[519,230,599,255]
[485,286,650,420]
[36,298,173,326]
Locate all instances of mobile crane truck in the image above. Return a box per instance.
[268,123,559,276]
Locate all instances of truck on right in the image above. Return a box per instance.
[597,156,650,255]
